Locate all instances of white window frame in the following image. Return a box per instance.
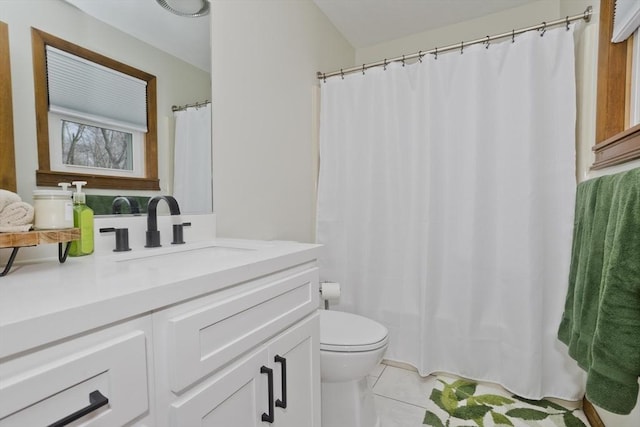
[48,111,145,178]
[612,0,640,42]
[631,29,640,127]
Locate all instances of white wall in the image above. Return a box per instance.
[211,0,353,242]
[1,0,211,202]
[356,0,562,65]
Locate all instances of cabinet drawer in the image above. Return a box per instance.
[167,267,318,392]
[0,331,149,427]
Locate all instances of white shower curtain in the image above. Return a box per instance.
[317,27,586,400]
[173,103,213,213]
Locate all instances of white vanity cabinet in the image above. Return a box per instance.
[0,316,155,427]
[153,262,321,427]
[0,239,321,427]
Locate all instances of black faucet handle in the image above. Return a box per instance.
[100,227,132,252]
[171,222,191,245]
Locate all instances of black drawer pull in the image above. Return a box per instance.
[261,366,275,423]
[48,390,109,427]
[274,355,287,409]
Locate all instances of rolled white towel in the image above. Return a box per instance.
[0,201,34,231]
[0,189,22,213]
[0,224,32,232]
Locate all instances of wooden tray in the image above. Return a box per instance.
[1,228,81,277]
[0,228,80,249]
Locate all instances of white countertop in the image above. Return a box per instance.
[0,238,320,358]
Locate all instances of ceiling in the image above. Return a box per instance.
[63,0,211,72]
[64,0,540,73]
[313,0,538,48]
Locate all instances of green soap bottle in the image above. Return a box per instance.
[69,181,94,257]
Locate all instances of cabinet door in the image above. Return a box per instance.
[170,348,270,427]
[269,314,320,427]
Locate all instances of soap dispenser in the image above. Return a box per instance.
[69,181,94,257]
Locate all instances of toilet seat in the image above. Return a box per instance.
[320,310,389,352]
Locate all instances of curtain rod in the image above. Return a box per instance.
[318,6,592,81]
[171,100,211,112]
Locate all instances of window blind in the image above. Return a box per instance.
[612,0,640,42]
[46,46,148,132]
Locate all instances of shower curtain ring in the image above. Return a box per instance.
[540,22,547,36]
[565,16,570,30]
[323,73,326,83]
[418,50,423,63]
[362,64,366,75]
[485,35,490,49]
[340,69,344,79]
[402,55,405,67]
[383,59,388,70]
[512,29,515,43]
[460,41,464,54]
[434,47,438,60]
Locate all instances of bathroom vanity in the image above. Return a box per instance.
[0,236,321,426]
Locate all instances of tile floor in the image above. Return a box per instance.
[368,362,591,427]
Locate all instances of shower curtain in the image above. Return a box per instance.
[173,103,213,213]
[316,27,586,400]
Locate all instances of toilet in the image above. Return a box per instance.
[319,309,389,427]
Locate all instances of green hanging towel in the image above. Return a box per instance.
[558,167,640,415]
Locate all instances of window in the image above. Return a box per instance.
[1,21,16,192]
[593,0,640,169]
[32,28,160,190]
[49,114,143,176]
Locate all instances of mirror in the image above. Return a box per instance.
[86,195,150,216]
[0,20,16,193]
[1,0,211,215]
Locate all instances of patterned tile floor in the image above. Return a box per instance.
[368,362,591,427]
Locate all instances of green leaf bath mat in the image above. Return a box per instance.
[423,375,588,427]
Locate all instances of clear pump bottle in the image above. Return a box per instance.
[69,181,94,257]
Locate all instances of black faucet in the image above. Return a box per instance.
[145,195,181,248]
[112,196,141,215]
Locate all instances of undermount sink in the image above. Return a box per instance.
[111,241,254,263]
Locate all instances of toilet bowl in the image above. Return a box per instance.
[319,310,389,427]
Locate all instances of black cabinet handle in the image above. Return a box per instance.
[48,390,109,427]
[260,366,275,423]
[274,355,287,409]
